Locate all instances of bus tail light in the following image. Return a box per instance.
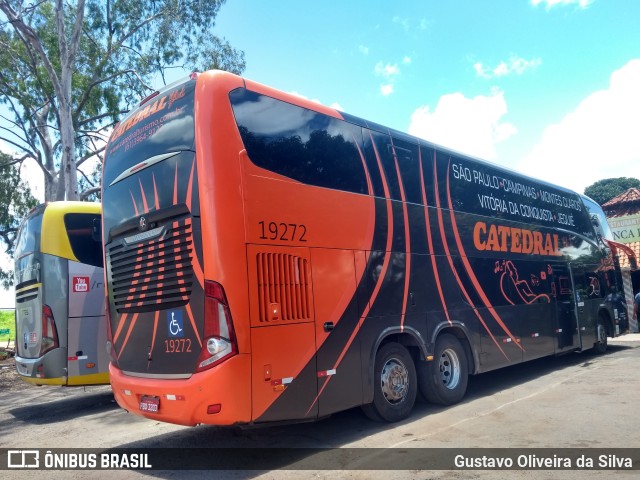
[196,281,238,372]
[40,305,59,356]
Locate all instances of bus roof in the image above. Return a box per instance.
[40,201,101,261]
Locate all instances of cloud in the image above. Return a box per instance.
[392,16,410,31]
[380,84,394,96]
[374,62,400,79]
[517,59,640,193]
[531,0,594,9]
[358,45,369,55]
[408,89,517,160]
[474,55,542,79]
[374,59,411,96]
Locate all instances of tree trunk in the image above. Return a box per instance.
[59,106,78,200]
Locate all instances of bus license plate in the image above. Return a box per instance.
[140,396,160,413]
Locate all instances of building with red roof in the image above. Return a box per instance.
[603,188,640,271]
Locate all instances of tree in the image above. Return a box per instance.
[0,0,245,202]
[584,177,640,206]
[0,152,38,288]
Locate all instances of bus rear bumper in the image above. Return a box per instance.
[15,350,68,385]
[109,354,251,426]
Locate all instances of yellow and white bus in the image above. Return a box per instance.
[13,201,108,386]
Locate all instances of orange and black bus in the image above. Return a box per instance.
[102,70,633,426]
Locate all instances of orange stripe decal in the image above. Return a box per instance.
[390,138,411,331]
[353,134,374,196]
[139,178,149,213]
[152,173,160,211]
[186,159,195,211]
[129,191,139,216]
[418,150,451,324]
[433,153,507,358]
[185,303,203,348]
[149,310,160,368]
[306,132,395,415]
[445,160,524,351]
[117,313,139,359]
[113,312,128,344]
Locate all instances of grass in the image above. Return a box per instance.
[0,310,16,344]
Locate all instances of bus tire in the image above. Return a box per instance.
[593,318,608,355]
[418,333,468,405]
[361,342,417,422]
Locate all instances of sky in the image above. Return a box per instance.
[2,0,640,308]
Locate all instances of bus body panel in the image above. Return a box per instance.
[194,72,250,357]
[109,353,251,426]
[102,70,628,426]
[250,321,318,422]
[67,260,108,382]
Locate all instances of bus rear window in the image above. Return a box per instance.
[64,213,103,268]
[103,79,196,186]
[14,207,44,259]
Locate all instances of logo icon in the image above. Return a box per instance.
[168,311,184,338]
[24,331,38,346]
[139,216,148,231]
[72,276,90,293]
[8,450,40,468]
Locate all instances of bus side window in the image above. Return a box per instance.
[368,130,401,201]
[391,136,421,205]
[231,89,369,196]
[64,213,104,268]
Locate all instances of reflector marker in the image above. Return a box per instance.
[271,377,293,387]
[164,394,185,401]
[531,333,540,338]
[555,328,563,333]
[67,356,88,361]
[317,369,337,378]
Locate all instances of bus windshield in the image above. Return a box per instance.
[581,195,613,241]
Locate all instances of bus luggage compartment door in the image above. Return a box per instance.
[247,244,318,423]
[67,261,109,384]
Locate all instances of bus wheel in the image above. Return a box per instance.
[362,343,417,422]
[418,334,468,405]
[593,319,608,355]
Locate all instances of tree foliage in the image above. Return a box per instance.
[0,151,38,288]
[583,177,640,206]
[0,0,245,202]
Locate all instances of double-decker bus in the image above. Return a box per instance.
[102,70,633,426]
[14,202,108,386]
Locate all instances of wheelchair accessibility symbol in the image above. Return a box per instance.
[167,310,184,338]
